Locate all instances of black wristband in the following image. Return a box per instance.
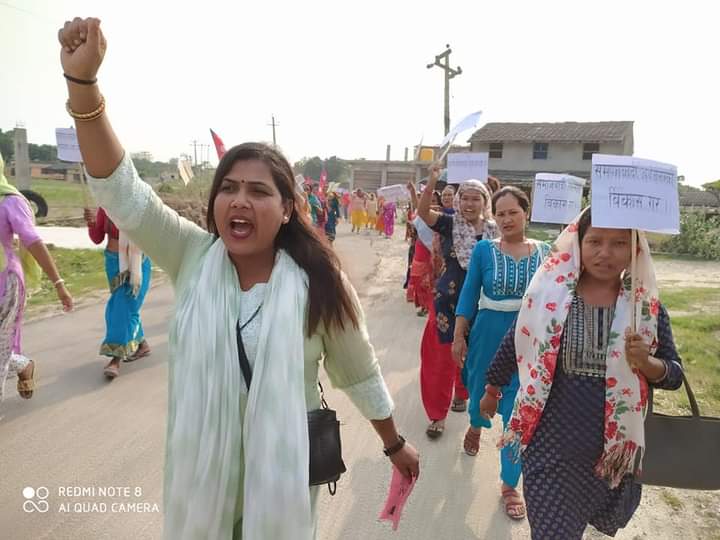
[383,435,406,457]
[64,73,97,86]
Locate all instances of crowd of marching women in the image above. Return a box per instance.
[0,15,690,540]
[403,164,684,538]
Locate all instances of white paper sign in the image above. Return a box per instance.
[446,152,489,184]
[591,154,679,234]
[440,110,483,148]
[377,184,408,203]
[531,173,586,224]
[55,128,83,163]
[178,159,194,186]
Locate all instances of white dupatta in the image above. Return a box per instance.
[164,240,312,539]
[118,232,144,296]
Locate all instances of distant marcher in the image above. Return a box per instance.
[1,153,73,407]
[85,206,152,378]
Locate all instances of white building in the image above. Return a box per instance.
[469,121,634,186]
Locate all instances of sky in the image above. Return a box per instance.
[1,0,717,187]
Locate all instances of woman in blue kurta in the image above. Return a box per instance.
[453,187,550,520]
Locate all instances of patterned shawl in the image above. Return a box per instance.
[451,180,493,270]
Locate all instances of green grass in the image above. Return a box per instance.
[653,286,720,416]
[23,178,87,222]
[527,226,560,243]
[26,247,107,315]
[660,287,720,313]
[660,489,685,512]
[29,178,86,206]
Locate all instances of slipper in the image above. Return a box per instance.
[103,363,120,379]
[463,427,481,456]
[451,398,467,412]
[124,348,151,363]
[425,420,445,440]
[501,486,527,520]
[17,360,36,399]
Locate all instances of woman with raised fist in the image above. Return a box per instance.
[58,17,418,540]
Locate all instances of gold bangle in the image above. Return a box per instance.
[66,94,106,122]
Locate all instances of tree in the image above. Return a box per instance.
[295,156,323,180]
[29,144,57,162]
[324,156,350,183]
[0,129,13,161]
[703,180,720,205]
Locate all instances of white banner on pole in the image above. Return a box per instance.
[446,152,489,184]
[55,128,83,163]
[530,173,586,224]
[440,110,483,148]
[377,184,408,203]
[177,159,194,186]
[591,154,680,234]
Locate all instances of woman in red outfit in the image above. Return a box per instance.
[85,207,151,378]
[407,184,469,439]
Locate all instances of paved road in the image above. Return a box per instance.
[0,225,682,539]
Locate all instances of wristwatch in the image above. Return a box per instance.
[383,435,406,457]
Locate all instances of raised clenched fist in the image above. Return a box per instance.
[58,17,106,81]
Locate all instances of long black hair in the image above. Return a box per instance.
[206,143,359,336]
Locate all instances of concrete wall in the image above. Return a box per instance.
[13,128,31,190]
[471,141,627,173]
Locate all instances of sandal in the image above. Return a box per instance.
[501,486,527,520]
[103,361,120,379]
[451,398,467,412]
[426,420,445,440]
[124,341,151,363]
[17,360,36,399]
[463,427,481,456]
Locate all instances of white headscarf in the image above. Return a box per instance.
[451,180,494,269]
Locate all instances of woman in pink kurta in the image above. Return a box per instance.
[0,155,73,405]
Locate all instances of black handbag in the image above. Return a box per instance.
[236,321,346,495]
[640,371,720,490]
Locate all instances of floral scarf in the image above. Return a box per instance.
[451,180,493,270]
[502,210,659,488]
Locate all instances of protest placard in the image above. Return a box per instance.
[591,154,679,234]
[446,152,489,184]
[377,184,408,203]
[55,128,83,163]
[530,173,586,224]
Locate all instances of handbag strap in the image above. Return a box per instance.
[648,369,699,417]
[236,321,253,390]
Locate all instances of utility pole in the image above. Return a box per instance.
[267,115,279,147]
[427,44,462,136]
[190,140,200,167]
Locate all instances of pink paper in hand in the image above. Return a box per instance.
[378,468,417,531]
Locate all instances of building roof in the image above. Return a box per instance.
[679,190,720,208]
[469,121,633,144]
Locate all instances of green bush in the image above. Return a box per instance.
[662,212,720,260]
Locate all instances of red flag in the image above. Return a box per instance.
[210,129,227,159]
